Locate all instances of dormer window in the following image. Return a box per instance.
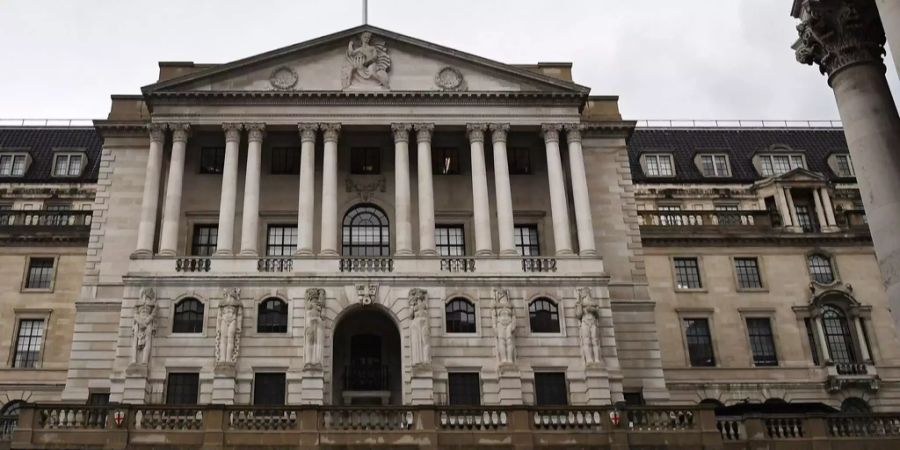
[697,154,730,177]
[829,153,855,178]
[642,153,675,177]
[52,152,86,177]
[0,153,29,177]
[757,154,805,176]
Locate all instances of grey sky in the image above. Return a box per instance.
[1,0,897,120]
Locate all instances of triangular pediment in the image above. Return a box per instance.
[142,25,589,96]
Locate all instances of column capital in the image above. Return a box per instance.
[466,123,488,142]
[245,123,266,142]
[223,123,243,142]
[489,123,510,143]
[541,124,563,143]
[298,123,318,142]
[148,123,167,142]
[413,123,434,143]
[391,123,413,143]
[793,0,886,81]
[564,123,584,143]
[320,123,341,142]
[170,123,191,142]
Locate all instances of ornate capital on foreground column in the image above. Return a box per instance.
[320,123,341,142]
[413,123,434,143]
[148,123,166,143]
[466,123,488,143]
[564,123,584,143]
[245,123,266,142]
[223,123,243,142]
[169,123,191,143]
[541,124,562,143]
[489,123,509,144]
[792,0,886,81]
[298,123,318,143]
[391,123,412,143]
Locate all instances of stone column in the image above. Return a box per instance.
[541,124,574,255]
[812,188,828,232]
[852,314,873,363]
[133,124,166,257]
[565,124,597,256]
[467,123,493,256]
[414,123,437,256]
[239,123,265,256]
[319,124,341,256]
[490,123,517,256]
[794,0,900,329]
[158,123,190,256]
[296,124,318,256]
[813,314,833,363]
[215,123,243,256]
[876,0,900,77]
[785,187,801,232]
[820,187,838,226]
[774,186,793,227]
[392,123,414,256]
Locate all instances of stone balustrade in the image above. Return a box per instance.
[0,210,93,228]
[638,210,772,229]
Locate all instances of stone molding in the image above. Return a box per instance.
[169,123,191,142]
[541,124,562,143]
[147,124,166,142]
[564,123,584,143]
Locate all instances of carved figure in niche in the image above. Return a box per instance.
[215,288,242,364]
[576,287,602,365]
[408,288,431,366]
[130,288,157,365]
[341,31,391,89]
[492,288,516,365]
[304,288,326,367]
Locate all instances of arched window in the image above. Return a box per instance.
[529,298,560,333]
[446,298,476,333]
[1,400,24,437]
[808,254,835,284]
[173,298,204,333]
[257,298,288,333]
[342,204,390,256]
[822,305,857,364]
[840,397,871,414]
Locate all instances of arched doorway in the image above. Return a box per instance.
[332,306,402,405]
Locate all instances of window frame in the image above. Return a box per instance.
[9,311,50,369]
[829,153,855,178]
[672,256,704,291]
[265,224,298,257]
[641,153,676,177]
[51,152,87,178]
[171,297,206,335]
[444,297,478,335]
[341,204,391,257]
[434,224,466,257]
[165,372,200,405]
[807,253,837,285]
[350,147,382,175]
[528,297,562,334]
[732,256,766,291]
[447,372,481,406]
[0,152,30,177]
[257,298,289,334]
[679,315,717,368]
[270,146,300,175]
[21,255,57,292]
[533,372,569,406]
[253,372,287,406]
[821,305,859,365]
[513,224,541,256]
[200,146,226,174]
[743,316,779,367]
[432,147,461,175]
[191,224,219,257]
[508,147,532,175]
[696,153,731,178]
[756,153,807,177]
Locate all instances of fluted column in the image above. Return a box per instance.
[133,124,166,257]
[467,123,493,256]
[415,123,437,256]
[215,123,242,256]
[820,187,837,227]
[541,124,574,256]
[392,123,414,256]
[490,123,517,256]
[158,123,190,256]
[564,124,597,256]
[296,124,318,256]
[319,123,341,256]
[239,123,265,256]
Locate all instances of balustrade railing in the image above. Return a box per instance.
[836,363,868,375]
[38,406,110,429]
[344,365,389,391]
[716,416,744,441]
[227,408,298,430]
[440,257,476,272]
[0,210,92,227]
[133,407,203,430]
[339,257,393,273]
[439,408,508,430]
[828,414,900,437]
[321,408,414,431]
[626,407,695,431]
[765,416,805,439]
[175,257,211,273]
[257,258,292,272]
[531,408,604,430]
[637,210,771,230]
[522,257,557,272]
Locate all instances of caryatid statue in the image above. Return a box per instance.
[341,31,391,89]
[408,288,431,366]
[304,288,326,368]
[576,287,602,365]
[492,288,516,365]
[130,288,157,365]
[215,288,242,364]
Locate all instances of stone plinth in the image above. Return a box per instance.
[301,365,325,405]
[212,363,237,405]
[122,364,150,404]
[497,365,523,405]
[410,364,435,405]
[584,365,611,404]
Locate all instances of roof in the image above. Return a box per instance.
[628,127,852,184]
[0,127,102,183]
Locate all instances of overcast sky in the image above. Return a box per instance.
[1,0,897,121]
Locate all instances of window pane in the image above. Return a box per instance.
[673,257,701,289]
[26,257,54,289]
[271,147,300,174]
[432,148,460,175]
[0,155,11,175]
[747,318,778,366]
[11,155,26,176]
[445,299,476,333]
[795,205,818,233]
[734,258,762,289]
[684,318,715,367]
[773,155,791,174]
[173,299,204,333]
[351,148,380,174]
[658,155,673,176]
[646,156,660,176]
[701,155,714,177]
[804,318,820,365]
[807,255,834,284]
[200,147,225,174]
[714,155,728,176]
[448,373,480,406]
[13,319,44,368]
[528,298,560,333]
[761,157,774,176]
[534,373,568,406]
[836,155,853,177]
[822,306,856,365]
[266,225,297,257]
[508,148,531,175]
[257,299,288,333]
[166,373,199,405]
[68,155,82,176]
[435,225,465,256]
[790,155,804,169]
[514,225,540,256]
[192,225,218,256]
[54,155,69,176]
[253,373,286,406]
[342,205,390,256]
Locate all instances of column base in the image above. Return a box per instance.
[212,363,237,405]
[395,249,415,257]
[579,249,599,257]
[420,249,438,257]
[123,364,150,404]
[499,249,520,257]
[131,249,153,259]
[319,249,339,257]
[237,249,258,257]
[556,248,576,256]
[475,249,494,257]
[214,249,234,257]
[157,249,176,257]
[410,364,435,405]
[295,248,315,257]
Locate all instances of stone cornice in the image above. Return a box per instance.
[93,120,148,138]
[582,120,637,139]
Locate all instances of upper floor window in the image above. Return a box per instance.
[698,154,730,177]
[253,373,286,406]
[446,298,476,333]
[0,153,28,177]
[342,204,389,256]
[514,225,540,256]
[435,225,465,256]
[528,298,560,333]
[166,373,199,405]
[266,225,297,257]
[734,257,763,289]
[448,372,480,406]
[12,319,44,368]
[200,147,225,174]
[673,257,702,290]
[758,154,805,176]
[350,147,381,174]
[643,153,675,177]
[683,318,715,367]
[432,147,460,175]
[172,298,204,333]
[24,257,55,290]
[807,254,835,284]
[821,305,857,365]
[534,372,568,406]
[52,153,86,177]
[257,298,288,333]
[191,225,218,256]
[508,147,532,175]
[830,153,855,178]
[746,318,778,366]
[270,147,300,174]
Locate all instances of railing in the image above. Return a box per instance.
[637,210,771,229]
[38,405,109,429]
[635,119,843,129]
[438,408,507,430]
[717,416,744,441]
[228,408,298,430]
[0,210,92,227]
[836,363,868,375]
[133,407,203,430]
[339,257,393,272]
[828,414,900,437]
[322,408,414,431]
[531,408,604,430]
[626,407,695,431]
[765,416,805,439]
[175,257,211,272]
[257,257,292,272]
[440,257,476,272]
[344,365,389,391]
[0,118,95,127]
[522,257,557,272]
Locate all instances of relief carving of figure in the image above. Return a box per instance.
[492,288,516,365]
[408,288,431,366]
[304,288,326,367]
[130,288,157,365]
[576,287,602,365]
[341,31,391,89]
[215,288,242,364]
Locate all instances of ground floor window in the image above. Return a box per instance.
[166,373,199,405]
[253,373,286,406]
[534,372,568,406]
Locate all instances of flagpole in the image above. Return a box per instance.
[363,0,368,24]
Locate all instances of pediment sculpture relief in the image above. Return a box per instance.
[341,31,391,89]
[215,288,243,365]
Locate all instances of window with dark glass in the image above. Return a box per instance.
[644,154,674,177]
[759,154,805,176]
[795,205,818,233]
[87,393,110,405]
[841,398,871,414]
[191,225,218,256]
[528,298,560,333]
[445,298,476,333]
[165,373,199,405]
[270,147,300,174]
[342,204,390,256]
[623,392,645,406]
[834,154,854,177]
[746,318,778,366]
[432,147,460,175]
[172,298,204,333]
[200,147,225,174]
[734,257,763,289]
[25,257,54,290]
[514,225,540,256]
[673,257,702,289]
[804,318,820,365]
[822,305,857,365]
[257,298,288,333]
[253,373,286,406]
[350,147,381,174]
[808,254,835,284]
[12,319,44,368]
[435,225,465,256]
[448,372,480,406]
[534,372,568,406]
[53,153,84,177]
[508,147,532,175]
[700,154,729,177]
[266,225,297,257]
[684,318,715,367]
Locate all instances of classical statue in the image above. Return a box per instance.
[492,288,516,365]
[341,31,391,89]
[130,288,157,365]
[576,287,602,365]
[215,288,242,364]
[408,288,431,366]
[304,288,326,367]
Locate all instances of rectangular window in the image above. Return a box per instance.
[795,205,818,233]
[746,318,778,367]
[534,372,568,406]
[350,147,381,174]
[12,319,44,368]
[734,257,763,289]
[266,225,297,257]
[508,147,532,175]
[513,225,540,256]
[759,154,805,176]
[270,147,300,174]
[25,257,55,290]
[200,147,225,174]
[684,318,715,367]
[165,373,200,405]
[253,373,286,406]
[700,154,729,177]
[673,257,702,289]
[0,154,28,177]
[191,225,218,256]
[835,154,854,177]
[87,393,110,405]
[804,318,820,365]
[644,154,674,177]
[432,147,460,175]
[448,372,481,406]
[435,225,465,256]
[52,153,84,177]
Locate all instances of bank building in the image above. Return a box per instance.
[1,24,899,449]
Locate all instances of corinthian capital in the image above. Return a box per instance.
[223,123,243,142]
[413,123,434,143]
[170,123,191,143]
[489,123,509,143]
[320,123,342,142]
[466,123,488,143]
[245,123,266,142]
[148,123,166,143]
[391,123,412,143]
[564,123,584,143]
[541,124,562,143]
[793,0,886,81]
[298,123,318,143]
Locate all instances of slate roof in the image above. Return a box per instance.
[628,128,852,184]
[0,127,102,183]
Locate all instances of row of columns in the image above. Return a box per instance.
[772,186,837,231]
[133,122,597,258]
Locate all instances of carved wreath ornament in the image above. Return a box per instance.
[269,66,298,90]
[435,66,466,91]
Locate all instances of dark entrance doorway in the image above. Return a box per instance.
[332,306,401,405]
